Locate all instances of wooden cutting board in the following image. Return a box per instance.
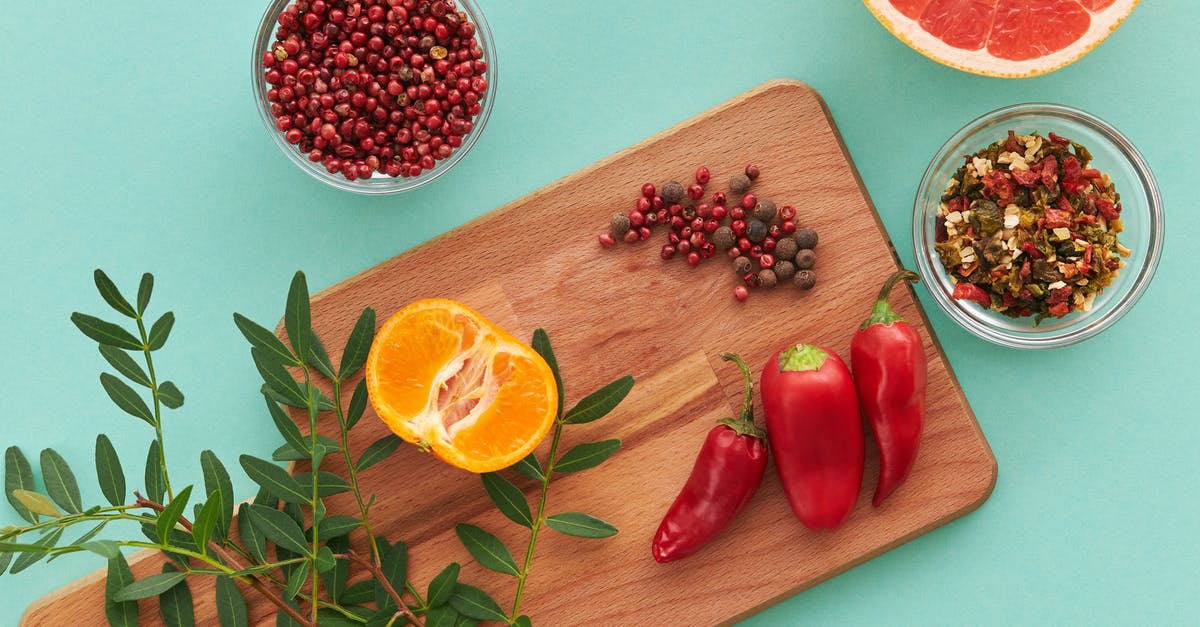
[23,79,995,626]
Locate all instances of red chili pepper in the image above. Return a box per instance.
[761,344,863,531]
[952,282,992,308]
[850,270,928,506]
[652,353,767,563]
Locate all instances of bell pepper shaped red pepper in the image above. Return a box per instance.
[652,354,767,562]
[761,344,863,531]
[851,270,928,507]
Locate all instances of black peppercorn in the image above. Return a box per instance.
[757,269,777,288]
[794,269,817,290]
[752,199,777,223]
[794,248,816,269]
[734,255,752,275]
[773,260,796,281]
[794,228,819,250]
[610,212,631,238]
[746,219,768,243]
[729,173,752,195]
[713,225,736,249]
[661,181,685,204]
[774,237,798,262]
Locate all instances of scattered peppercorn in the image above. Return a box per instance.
[795,249,816,269]
[599,233,616,248]
[746,220,768,243]
[744,164,761,180]
[774,237,799,262]
[794,228,819,250]
[610,212,631,237]
[713,226,736,250]
[794,270,817,290]
[729,173,752,195]
[774,260,796,281]
[753,199,777,223]
[757,269,778,288]
[733,285,749,302]
[734,256,753,275]
[661,181,685,204]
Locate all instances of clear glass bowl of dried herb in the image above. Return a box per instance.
[912,103,1163,349]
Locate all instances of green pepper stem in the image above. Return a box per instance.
[862,269,919,329]
[717,353,766,440]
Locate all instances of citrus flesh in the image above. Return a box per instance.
[365,298,557,473]
[863,0,1138,77]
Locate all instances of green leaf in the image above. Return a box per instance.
[239,455,307,504]
[315,516,360,541]
[72,312,143,350]
[147,312,175,351]
[200,451,234,539]
[9,528,62,574]
[11,490,60,518]
[316,609,368,627]
[307,333,336,380]
[449,583,506,621]
[320,536,350,602]
[339,308,376,379]
[94,434,126,507]
[245,503,310,556]
[531,328,563,418]
[40,448,82,514]
[113,570,190,602]
[263,394,308,457]
[233,313,298,366]
[285,272,312,367]
[454,524,518,576]
[426,605,461,627]
[292,471,350,497]
[270,438,339,462]
[512,453,543,481]
[357,435,402,472]
[136,273,154,315]
[315,545,336,573]
[99,345,151,387]
[156,486,193,545]
[192,493,221,552]
[283,559,309,599]
[545,512,619,538]
[563,375,635,425]
[236,503,267,562]
[252,348,307,409]
[377,540,407,609]
[158,381,185,409]
[0,550,13,576]
[158,564,195,627]
[81,540,121,559]
[426,562,460,608]
[345,379,368,430]
[481,473,532,528]
[71,521,109,546]
[276,603,305,627]
[553,439,621,474]
[5,447,38,522]
[513,615,532,627]
[94,269,137,318]
[340,579,375,605]
[145,440,166,504]
[215,575,248,627]
[101,373,155,425]
[105,553,138,627]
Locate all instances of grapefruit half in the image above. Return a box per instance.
[863,0,1139,77]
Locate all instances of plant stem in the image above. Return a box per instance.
[340,550,425,627]
[330,379,381,562]
[135,314,173,501]
[509,419,566,623]
[0,505,140,541]
[303,368,321,625]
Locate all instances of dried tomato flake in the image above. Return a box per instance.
[952,283,992,308]
[982,170,1015,205]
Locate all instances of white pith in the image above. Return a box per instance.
[412,328,509,446]
[863,0,1138,77]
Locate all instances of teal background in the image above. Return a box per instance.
[1,1,1196,624]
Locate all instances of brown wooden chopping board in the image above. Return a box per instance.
[22,79,995,626]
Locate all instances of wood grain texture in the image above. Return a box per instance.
[23,79,995,626]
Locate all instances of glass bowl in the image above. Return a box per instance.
[912,103,1163,349]
[251,0,497,194]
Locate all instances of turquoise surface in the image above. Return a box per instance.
[1,1,1196,624]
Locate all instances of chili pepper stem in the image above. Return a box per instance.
[717,353,766,439]
[862,269,920,329]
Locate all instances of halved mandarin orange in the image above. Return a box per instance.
[365,298,557,473]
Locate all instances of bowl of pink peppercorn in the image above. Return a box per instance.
[254,0,496,194]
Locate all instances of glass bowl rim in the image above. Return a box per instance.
[250,0,497,195]
[911,102,1164,349]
